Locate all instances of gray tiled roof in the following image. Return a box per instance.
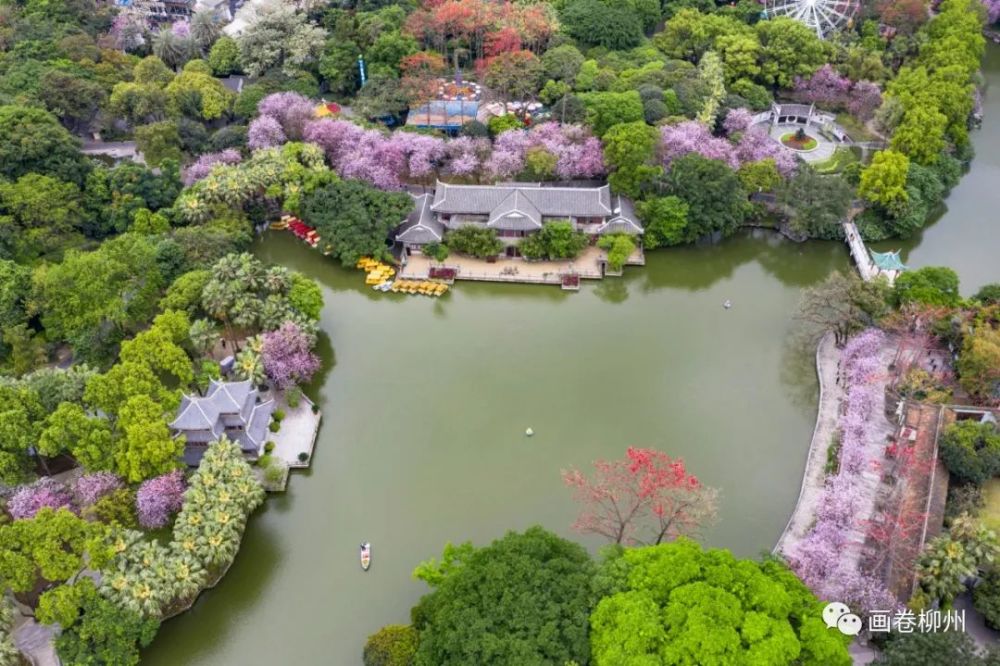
[170,380,275,465]
[488,190,542,230]
[396,194,444,244]
[597,196,642,235]
[431,182,613,219]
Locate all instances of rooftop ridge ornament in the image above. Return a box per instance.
[764,0,859,38]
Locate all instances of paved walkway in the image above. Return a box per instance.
[775,332,842,555]
[270,391,321,469]
[401,246,609,284]
[12,613,58,666]
[769,123,837,163]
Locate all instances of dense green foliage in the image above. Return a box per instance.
[589,539,851,665]
[364,624,419,666]
[301,179,413,265]
[443,226,503,259]
[937,421,1000,485]
[519,221,589,260]
[411,527,595,666]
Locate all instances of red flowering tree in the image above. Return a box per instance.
[562,447,719,545]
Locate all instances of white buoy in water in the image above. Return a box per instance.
[526,427,534,437]
[723,300,732,309]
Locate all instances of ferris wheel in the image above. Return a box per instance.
[763,0,859,39]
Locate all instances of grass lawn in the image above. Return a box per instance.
[835,113,879,143]
[813,147,860,174]
[980,479,1000,532]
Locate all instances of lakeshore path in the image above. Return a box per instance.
[774,332,842,556]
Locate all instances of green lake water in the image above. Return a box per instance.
[142,48,1000,666]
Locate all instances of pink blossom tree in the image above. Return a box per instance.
[182,149,243,185]
[735,128,798,176]
[248,115,286,151]
[257,92,316,141]
[794,65,851,107]
[8,478,75,520]
[847,81,883,122]
[75,472,124,507]
[261,321,321,390]
[136,469,186,529]
[659,121,738,170]
[787,329,899,615]
[723,107,754,136]
[443,136,491,178]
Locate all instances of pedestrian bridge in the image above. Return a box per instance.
[843,220,906,285]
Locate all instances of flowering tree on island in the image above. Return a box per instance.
[261,321,321,390]
[562,447,718,545]
[136,469,186,529]
[8,477,75,520]
[75,472,125,507]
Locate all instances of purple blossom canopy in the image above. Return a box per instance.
[170,19,191,39]
[182,149,243,186]
[261,321,321,390]
[75,472,124,507]
[787,329,898,615]
[659,121,738,170]
[8,477,74,520]
[723,108,754,136]
[136,469,186,529]
[247,115,287,151]
[734,128,798,176]
[257,92,316,141]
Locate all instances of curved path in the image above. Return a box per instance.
[769,124,837,163]
[773,332,841,556]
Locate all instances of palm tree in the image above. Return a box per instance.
[263,266,291,294]
[190,11,221,53]
[234,347,265,386]
[189,319,221,357]
[152,29,190,71]
[201,281,238,350]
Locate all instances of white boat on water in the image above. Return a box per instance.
[360,542,372,571]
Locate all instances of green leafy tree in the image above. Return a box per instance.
[937,421,1000,485]
[209,35,241,76]
[561,0,644,51]
[442,226,503,259]
[755,17,826,88]
[364,625,419,666]
[519,222,588,260]
[859,150,910,213]
[0,173,84,261]
[0,260,30,331]
[873,630,984,666]
[0,384,44,483]
[589,539,851,665]
[795,271,890,347]
[38,402,115,471]
[737,159,782,195]
[160,269,212,315]
[0,105,88,184]
[33,234,165,362]
[411,527,595,666]
[114,394,184,483]
[637,196,689,248]
[598,234,637,272]
[289,272,324,321]
[135,121,184,167]
[664,153,748,242]
[302,180,413,266]
[578,91,645,137]
[780,168,853,239]
[0,508,109,600]
[892,266,960,307]
[54,583,159,666]
[238,4,328,77]
[958,325,1000,399]
[603,121,659,199]
[165,62,235,120]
